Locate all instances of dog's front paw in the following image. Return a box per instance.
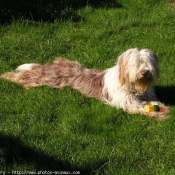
[145,107,171,120]
[146,101,170,113]
[143,103,170,120]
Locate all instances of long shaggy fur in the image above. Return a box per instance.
[0,48,170,119]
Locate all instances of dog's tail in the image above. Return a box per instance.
[0,63,42,88]
[0,58,85,89]
[1,71,20,83]
[0,58,105,98]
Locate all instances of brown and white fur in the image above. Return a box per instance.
[0,48,170,119]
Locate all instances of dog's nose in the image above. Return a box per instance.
[141,70,150,77]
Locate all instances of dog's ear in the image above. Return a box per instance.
[118,55,129,86]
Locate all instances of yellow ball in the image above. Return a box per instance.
[145,105,154,113]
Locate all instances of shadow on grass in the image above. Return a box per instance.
[155,85,175,106]
[2,0,123,24]
[0,133,106,174]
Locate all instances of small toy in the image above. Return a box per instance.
[145,105,166,113]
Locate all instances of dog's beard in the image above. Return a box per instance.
[123,65,155,94]
[130,72,155,94]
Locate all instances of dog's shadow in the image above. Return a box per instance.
[155,85,175,106]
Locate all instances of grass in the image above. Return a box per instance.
[0,0,175,174]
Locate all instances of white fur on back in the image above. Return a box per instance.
[103,66,129,109]
[16,63,39,71]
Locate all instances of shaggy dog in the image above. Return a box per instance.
[0,48,170,119]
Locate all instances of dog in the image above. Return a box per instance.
[0,48,170,119]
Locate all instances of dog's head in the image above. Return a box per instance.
[117,48,159,93]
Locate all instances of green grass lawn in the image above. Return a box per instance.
[1,0,175,174]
